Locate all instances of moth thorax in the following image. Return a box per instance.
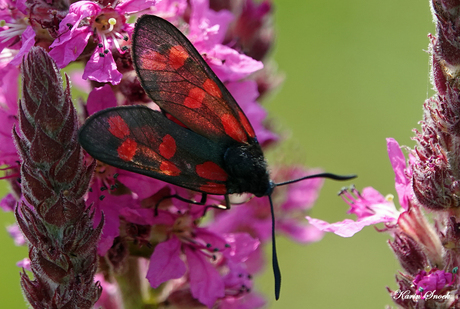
[223,142,271,197]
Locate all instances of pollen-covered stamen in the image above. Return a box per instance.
[93,14,119,33]
[92,11,127,55]
[106,17,117,33]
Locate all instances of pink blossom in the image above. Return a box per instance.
[189,0,233,51]
[413,269,454,298]
[7,224,25,246]
[306,138,410,237]
[0,0,29,54]
[147,237,188,287]
[49,0,157,84]
[0,193,15,211]
[123,204,259,307]
[16,258,30,271]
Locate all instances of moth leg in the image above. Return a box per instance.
[223,195,231,210]
[154,193,208,216]
[201,194,232,216]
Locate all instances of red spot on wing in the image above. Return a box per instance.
[199,182,227,194]
[196,161,228,181]
[203,79,222,98]
[117,138,137,161]
[159,134,176,159]
[238,111,255,138]
[139,50,167,70]
[184,87,206,108]
[160,161,181,176]
[138,145,162,161]
[169,45,188,70]
[221,114,247,143]
[108,115,130,139]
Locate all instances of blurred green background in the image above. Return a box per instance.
[0,0,434,308]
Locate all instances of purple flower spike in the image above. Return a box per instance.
[14,47,102,308]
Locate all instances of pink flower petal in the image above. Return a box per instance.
[346,187,386,218]
[189,0,233,50]
[69,70,91,93]
[10,26,35,66]
[306,214,395,237]
[87,189,137,255]
[17,258,31,271]
[387,138,411,209]
[147,237,186,287]
[7,224,25,246]
[87,85,117,115]
[0,194,16,212]
[16,0,27,14]
[117,170,168,200]
[120,208,156,225]
[195,227,230,252]
[116,0,157,14]
[223,233,259,263]
[185,245,225,307]
[49,27,92,68]
[208,44,263,81]
[152,0,188,22]
[83,51,122,85]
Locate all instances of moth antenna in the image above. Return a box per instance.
[275,172,356,187]
[268,194,281,300]
[269,172,355,299]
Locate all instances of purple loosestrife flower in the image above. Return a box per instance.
[209,0,282,100]
[306,138,407,237]
[49,0,157,84]
[413,269,455,298]
[122,203,260,308]
[0,0,68,65]
[13,47,102,308]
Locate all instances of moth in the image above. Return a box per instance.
[78,14,355,299]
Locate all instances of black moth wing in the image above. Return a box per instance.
[78,106,230,195]
[132,14,257,145]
